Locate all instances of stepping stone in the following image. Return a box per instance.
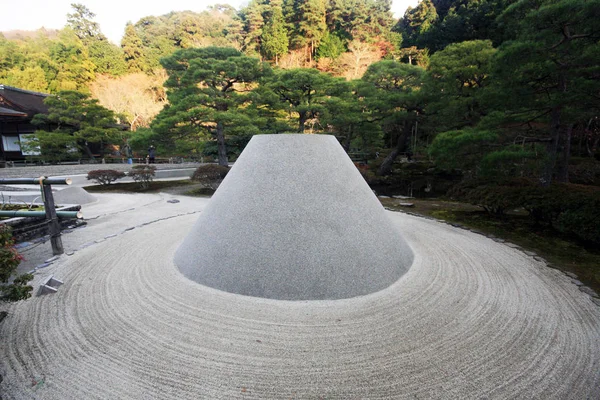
[38,275,63,295]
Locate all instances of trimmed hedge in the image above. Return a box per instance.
[87,170,126,185]
[129,165,156,189]
[191,164,230,190]
[448,179,600,245]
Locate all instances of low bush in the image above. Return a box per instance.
[354,162,377,185]
[0,225,32,302]
[129,165,156,189]
[448,179,600,245]
[87,170,126,185]
[191,165,229,190]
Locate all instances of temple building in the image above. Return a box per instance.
[0,85,50,165]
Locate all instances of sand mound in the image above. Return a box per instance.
[53,186,97,205]
[175,134,413,300]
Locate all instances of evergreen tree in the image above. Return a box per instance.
[316,31,345,60]
[154,47,270,165]
[66,3,125,76]
[298,0,327,62]
[31,91,122,161]
[66,3,104,41]
[242,0,267,55]
[121,23,147,72]
[425,40,496,132]
[361,60,426,175]
[492,0,600,185]
[266,68,347,132]
[395,0,438,49]
[261,0,289,64]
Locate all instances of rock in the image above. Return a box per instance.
[378,195,391,199]
[398,202,415,208]
[167,199,180,204]
[571,279,583,286]
[44,255,59,263]
[564,271,578,279]
[579,286,598,297]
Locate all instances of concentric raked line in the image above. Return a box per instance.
[0,212,599,399]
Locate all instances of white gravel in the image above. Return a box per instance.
[0,193,599,399]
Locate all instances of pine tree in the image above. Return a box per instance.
[242,0,267,55]
[121,23,147,72]
[298,0,327,62]
[395,0,438,48]
[261,0,289,64]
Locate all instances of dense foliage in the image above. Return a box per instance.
[191,165,231,190]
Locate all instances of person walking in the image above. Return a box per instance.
[148,145,156,164]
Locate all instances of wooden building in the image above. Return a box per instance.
[0,85,50,164]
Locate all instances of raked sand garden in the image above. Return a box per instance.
[0,189,599,398]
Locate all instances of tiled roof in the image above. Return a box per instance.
[0,85,51,117]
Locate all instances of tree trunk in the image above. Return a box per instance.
[541,106,561,186]
[343,125,353,151]
[298,111,307,133]
[556,123,573,183]
[377,124,410,176]
[82,141,95,161]
[216,121,228,166]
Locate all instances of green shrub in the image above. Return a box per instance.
[87,170,126,185]
[191,165,229,190]
[569,158,600,186]
[129,165,156,189]
[0,225,32,302]
[448,179,600,245]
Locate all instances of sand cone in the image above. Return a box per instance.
[175,134,413,300]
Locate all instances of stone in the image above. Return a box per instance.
[564,271,578,279]
[175,134,413,301]
[44,255,59,263]
[398,202,415,207]
[579,286,598,297]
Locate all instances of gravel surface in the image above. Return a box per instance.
[0,193,599,399]
[176,135,413,300]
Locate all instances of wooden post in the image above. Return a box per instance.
[41,182,64,255]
